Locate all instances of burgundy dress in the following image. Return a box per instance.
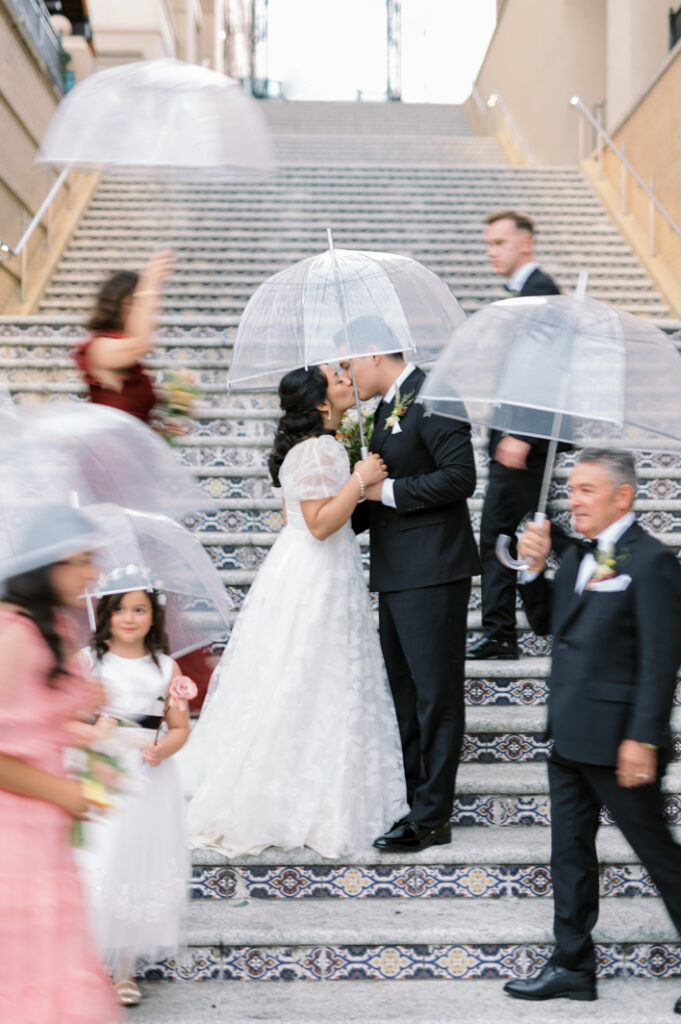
[74,331,156,424]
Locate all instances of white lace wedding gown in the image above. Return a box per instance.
[180,434,408,857]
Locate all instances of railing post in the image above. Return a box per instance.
[649,177,656,257]
[20,212,27,305]
[597,108,604,178]
[46,171,54,252]
[620,144,627,215]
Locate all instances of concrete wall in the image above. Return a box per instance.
[606,0,670,131]
[88,0,178,67]
[474,0,607,164]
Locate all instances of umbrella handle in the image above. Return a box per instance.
[495,511,547,572]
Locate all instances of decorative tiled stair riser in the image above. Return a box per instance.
[138,943,681,982]
[189,862,661,901]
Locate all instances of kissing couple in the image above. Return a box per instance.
[180,325,480,857]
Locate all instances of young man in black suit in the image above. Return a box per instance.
[342,342,480,852]
[466,210,561,661]
[504,449,681,1011]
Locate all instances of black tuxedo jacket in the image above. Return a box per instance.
[489,265,561,471]
[521,522,681,765]
[353,367,480,592]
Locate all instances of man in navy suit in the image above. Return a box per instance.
[504,449,681,1011]
[467,210,562,661]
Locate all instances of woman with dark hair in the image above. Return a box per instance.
[181,364,409,858]
[0,505,121,1024]
[73,250,174,423]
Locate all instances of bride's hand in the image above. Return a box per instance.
[355,453,388,486]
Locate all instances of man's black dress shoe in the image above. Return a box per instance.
[466,634,518,660]
[674,994,681,1014]
[503,962,597,1002]
[373,820,451,852]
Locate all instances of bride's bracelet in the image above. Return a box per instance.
[354,468,366,502]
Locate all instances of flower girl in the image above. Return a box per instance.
[79,569,195,1007]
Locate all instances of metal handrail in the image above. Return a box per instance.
[0,168,71,302]
[570,94,681,257]
[485,91,537,166]
[4,0,66,93]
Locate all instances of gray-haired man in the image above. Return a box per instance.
[504,449,681,1012]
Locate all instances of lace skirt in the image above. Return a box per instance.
[180,523,408,858]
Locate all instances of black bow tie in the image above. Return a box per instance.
[576,538,598,555]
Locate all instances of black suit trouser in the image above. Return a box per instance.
[479,460,543,641]
[378,579,470,828]
[548,748,681,972]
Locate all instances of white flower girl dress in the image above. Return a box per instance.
[79,648,188,977]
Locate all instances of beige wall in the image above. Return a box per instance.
[474,0,607,164]
[0,2,70,309]
[606,0,670,130]
[88,0,225,71]
[603,41,681,281]
[89,0,177,67]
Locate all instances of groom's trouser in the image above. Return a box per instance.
[378,578,470,828]
[548,748,681,972]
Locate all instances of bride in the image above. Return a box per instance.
[181,363,408,857]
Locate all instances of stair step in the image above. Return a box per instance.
[113,977,681,1024]
[189,823,680,869]
[136,897,680,982]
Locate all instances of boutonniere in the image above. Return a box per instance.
[586,546,630,589]
[384,387,415,431]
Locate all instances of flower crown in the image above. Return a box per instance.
[92,564,167,606]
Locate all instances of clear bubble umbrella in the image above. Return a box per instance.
[37,58,275,176]
[0,402,204,520]
[417,278,681,567]
[81,505,232,659]
[228,233,466,455]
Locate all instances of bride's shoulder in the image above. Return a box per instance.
[282,434,342,467]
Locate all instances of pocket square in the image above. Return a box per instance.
[589,574,632,592]
[390,421,402,435]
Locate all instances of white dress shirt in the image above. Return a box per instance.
[521,511,636,591]
[377,362,415,508]
[506,261,539,294]
[573,511,635,594]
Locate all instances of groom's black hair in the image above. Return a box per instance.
[332,315,404,361]
[268,366,333,488]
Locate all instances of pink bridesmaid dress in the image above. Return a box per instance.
[0,610,121,1024]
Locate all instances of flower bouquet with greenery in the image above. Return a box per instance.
[66,716,128,847]
[336,406,375,469]
[154,368,203,445]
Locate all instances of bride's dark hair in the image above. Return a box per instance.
[268,366,332,487]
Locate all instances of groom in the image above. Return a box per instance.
[341,325,480,852]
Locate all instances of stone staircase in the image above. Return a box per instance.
[3,100,681,1020]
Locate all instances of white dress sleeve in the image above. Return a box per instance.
[279,435,350,501]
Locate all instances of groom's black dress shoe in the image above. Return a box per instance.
[504,962,597,1002]
[373,820,451,852]
[466,634,518,660]
[674,994,681,1014]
